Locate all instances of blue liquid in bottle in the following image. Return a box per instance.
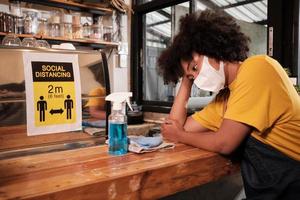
[108,122,128,155]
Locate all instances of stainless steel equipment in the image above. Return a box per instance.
[0,46,110,159]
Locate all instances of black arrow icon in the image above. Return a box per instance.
[50,108,64,115]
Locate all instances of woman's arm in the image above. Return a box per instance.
[183,116,210,132]
[169,77,193,126]
[161,118,252,154]
[168,77,210,132]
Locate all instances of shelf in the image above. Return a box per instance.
[0,32,119,49]
[20,0,113,15]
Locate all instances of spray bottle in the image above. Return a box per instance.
[105,92,133,155]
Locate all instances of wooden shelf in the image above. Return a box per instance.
[20,0,113,15]
[0,1,117,48]
[0,32,119,49]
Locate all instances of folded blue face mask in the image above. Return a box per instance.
[129,135,162,148]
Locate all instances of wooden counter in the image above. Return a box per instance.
[0,124,155,153]
[0,143,239,200]
[0,125,98,152]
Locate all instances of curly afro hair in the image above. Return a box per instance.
[157,9,250,84]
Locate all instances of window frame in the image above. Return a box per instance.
[131,0,192,113]
[131,0,299,114]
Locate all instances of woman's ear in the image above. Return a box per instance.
[192,52,200,61]
[192,53,204,66]
[180,59,189,73]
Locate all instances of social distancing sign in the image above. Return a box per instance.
[32,62,76,126]
[23,53,82,136]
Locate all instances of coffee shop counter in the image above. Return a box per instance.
[0,138,239,200]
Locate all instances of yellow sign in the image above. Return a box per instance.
[24,53,82,136]
[32,62,76,126]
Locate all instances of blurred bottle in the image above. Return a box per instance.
[90,24,102,40]
[72,12,82,39]
[63,14,73,39]
[9,0,22,17]
[23,8,39,34]
[37,17,48,37]
[49,11,61,37]
[5,14,14,33]
[82,23,91,38]
[103,26,112,42]
[16,16,24,34]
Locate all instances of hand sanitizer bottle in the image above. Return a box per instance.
[105,92,133,155]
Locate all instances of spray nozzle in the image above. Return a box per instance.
[126,98,133,111]
[105,92,133,111]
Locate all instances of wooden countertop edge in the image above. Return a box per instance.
[0,144,240,200]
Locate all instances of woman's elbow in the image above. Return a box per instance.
[215,140,236,155]
[219,147,235,155]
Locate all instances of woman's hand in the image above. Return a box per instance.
[160,119,185,143]
[181,76,194,89]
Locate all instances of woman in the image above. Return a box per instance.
[158,10,300,199]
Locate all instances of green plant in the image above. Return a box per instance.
[284,68,291,76]
[294,85,300,95]
[283,68,299,94]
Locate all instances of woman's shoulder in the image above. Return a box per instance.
[240,54,279,74]
[243,54,271,64]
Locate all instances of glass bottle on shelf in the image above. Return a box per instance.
[92,15,103,25]
[90,24,102,40]
[50,23,60,37]
[82,23,91,38]
[0,12,3,32]
[23,9,39,35]
[37,11,50,37]
[49,11,61,37]
[103,26,112,42]
[13,15,17,33]
[16,16,24,34]
[72,25,82,39]
[63,14,72,39]
[37,17,48,37]
[5,14,14,33]
[23,13,32,34]
[72,12,81,39]
[72,12,81,26]
[9,0,22,17]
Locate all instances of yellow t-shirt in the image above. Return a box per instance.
[85,87,106,108]
[192,55,300,161]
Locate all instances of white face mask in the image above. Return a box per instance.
[193,56,225,93]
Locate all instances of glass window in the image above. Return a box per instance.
[143,2,190,102]
[195,0,268,56]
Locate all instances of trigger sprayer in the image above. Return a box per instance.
[105,92,133,155]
